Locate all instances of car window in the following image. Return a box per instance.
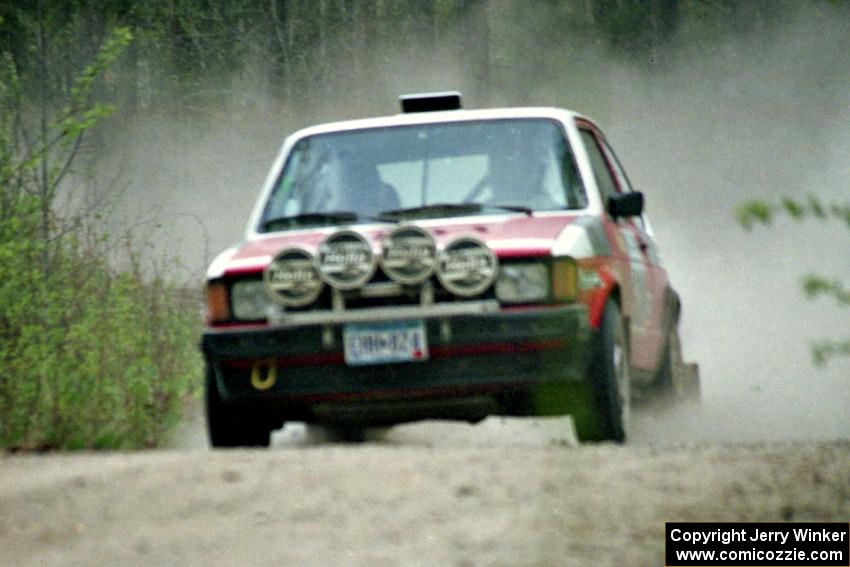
[599,139,632,193]
[598,137,647,231]
[259,119,589,229]
[579,129,619,202]
[377,155,490,208]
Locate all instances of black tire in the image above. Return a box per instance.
[574,299,630,443]
[205,366,272,448]
[657,326,701,403]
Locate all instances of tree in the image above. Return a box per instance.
[0,19,200,451]
[592,0,679,62]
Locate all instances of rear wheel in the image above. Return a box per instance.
[573,299,630,443]
[205,366,272,448]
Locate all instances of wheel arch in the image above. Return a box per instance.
[587,282,634,380]
[587,270,624,330]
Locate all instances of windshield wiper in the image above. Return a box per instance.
[378,203,479,219]
[378,202,533,220]
[262,211,360,231]
[487,204,534,215]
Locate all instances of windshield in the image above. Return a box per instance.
[258,118,587,231]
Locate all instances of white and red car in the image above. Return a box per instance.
[201,92,698,447]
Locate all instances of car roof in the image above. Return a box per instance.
[289,107,591,139]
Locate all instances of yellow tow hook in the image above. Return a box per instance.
[250,360,277,391]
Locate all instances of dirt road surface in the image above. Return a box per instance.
[2,406,849,567]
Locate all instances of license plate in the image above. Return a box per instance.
[343,320,429,366]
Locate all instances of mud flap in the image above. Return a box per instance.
[677,361,701,401]
[525,382,607,443]
[567,383,614,442]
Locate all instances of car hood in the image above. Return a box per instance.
[208,213,591,278]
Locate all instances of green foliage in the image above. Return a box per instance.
[0,24,200,451]
[737,195,850,230]
[736,200,772,230]
[0,203,202,449]
[737,195,849,367]
[812,340,850,367]
[802,275,850,305]
[69,27,133,110]
[0,26,131,199]
[0,52,21,189]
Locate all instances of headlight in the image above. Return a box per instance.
[495,263,549,303]
[231,279,274,320]
[495,258,578,304]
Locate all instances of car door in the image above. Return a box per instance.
[597,136,668,373]
[578,126,665,374]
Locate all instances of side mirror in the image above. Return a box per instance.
[607,192,644,218]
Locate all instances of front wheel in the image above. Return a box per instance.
[205,366,272,448]
[573,299,631,443]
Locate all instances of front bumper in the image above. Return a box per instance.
[201,301,591,421]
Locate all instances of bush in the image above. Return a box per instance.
[0,195,201,450]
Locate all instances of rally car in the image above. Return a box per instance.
[201,92,699,447]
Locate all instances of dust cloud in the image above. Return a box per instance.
[86,2,848,445]
[599,4,850,443]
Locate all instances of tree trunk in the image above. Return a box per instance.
[36,0,51,276]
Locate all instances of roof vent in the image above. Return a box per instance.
[399,91,462,113]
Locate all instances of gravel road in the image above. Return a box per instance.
[2,405,849,567]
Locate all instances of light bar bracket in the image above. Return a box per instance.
[399,91,462,113]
